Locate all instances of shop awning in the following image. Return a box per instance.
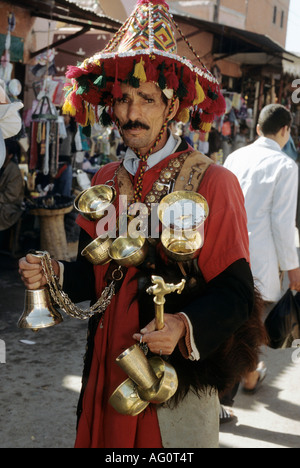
[2,0,122,59]
[5,0,122,32]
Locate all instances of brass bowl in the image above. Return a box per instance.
[158,191,209,231]
[161,229,202,262]
[74,185,116,221]
[109,378,149,416]
[109,236,148,267]
[81,235,113,265]
[137,356,178,404]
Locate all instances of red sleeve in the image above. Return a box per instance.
[198,165,250,283]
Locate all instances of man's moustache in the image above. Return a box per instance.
[122,120,150,131]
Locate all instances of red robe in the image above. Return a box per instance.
[74,148,250,448]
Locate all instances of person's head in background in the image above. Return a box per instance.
[257,104,292,149]
[1,138,20,170]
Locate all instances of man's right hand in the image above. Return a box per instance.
[19,254,59,290]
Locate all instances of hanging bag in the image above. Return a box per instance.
[265,289,300,349]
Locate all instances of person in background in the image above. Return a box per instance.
[0,139,24,248]
[0,81,23,169]
[232,122,249,152]
[224,104,300,392]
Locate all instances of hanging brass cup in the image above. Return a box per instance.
[137,356,178,404]
[81,235,113,265]
[108,378,150,416]
[116,344,158,390]
[161,229,203,262]
[109,236,148,268]
[158,191,209,231]
[74,185,116,221]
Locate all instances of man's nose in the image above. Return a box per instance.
[127,101,142,122]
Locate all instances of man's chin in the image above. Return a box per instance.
[123,132,148,148]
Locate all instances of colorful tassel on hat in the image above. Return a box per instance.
[158,63,167,90]
[100,107,113,127]
[199,122,212,133]
[133,58,147,83]
[191,110,201,130]
[94,63,107,89]
[145,57,159,82]
[62,98,76,117]
[177,107,190,123]
[166,63,179,90]
[177,67,188,100]
[128,61,140,88]
[76,76,90,95]
[193,78,206,105]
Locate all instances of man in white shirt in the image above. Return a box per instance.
[225,103,300,390]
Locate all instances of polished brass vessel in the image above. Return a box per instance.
[18,288,63,332]
[158,191,209,231]
[81,235,113,265]
[109,235,148,267]
[74,185,116,221]
[18,251,119,331]
[109,276,186,416]
[160,229,202,262]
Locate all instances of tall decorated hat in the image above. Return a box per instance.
[63,0,226,136]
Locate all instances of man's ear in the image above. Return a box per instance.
[256,124,262,136]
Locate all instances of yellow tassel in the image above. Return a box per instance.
[177,107,190,124]
[84,103,89,127]
[133,58,147,83]
[62,99,76,117]
[89,106,96,127]
[200,122,212,133]
[193,78,206,105]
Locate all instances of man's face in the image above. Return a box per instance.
[113,82,173,156]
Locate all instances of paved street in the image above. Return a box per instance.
[0,253,299,449]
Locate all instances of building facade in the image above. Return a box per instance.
[167,0,290,48]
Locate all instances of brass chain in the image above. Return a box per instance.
[39,251,118,321]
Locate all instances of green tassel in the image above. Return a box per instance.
[76,76,90,95]
[208,88,218,101]
[94,64,107,89]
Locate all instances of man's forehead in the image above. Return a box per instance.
[120,82,161,97]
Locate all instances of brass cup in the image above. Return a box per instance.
[108,378,149,416]
[81,235,113,265]
[138,356,178,404]
[158,191,209,231]
[74,185,116,221]
[116,344,158,390]
[109,236,148,268]
[161,229,202,262]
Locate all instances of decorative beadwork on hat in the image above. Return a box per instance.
[63,0,226,136]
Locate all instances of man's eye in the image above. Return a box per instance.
[146,99,154,104]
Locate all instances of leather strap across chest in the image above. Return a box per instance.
[116,151,214,207]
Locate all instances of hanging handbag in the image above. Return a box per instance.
[265,289,300,349]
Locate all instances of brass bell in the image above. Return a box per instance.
[18,288,63,332]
